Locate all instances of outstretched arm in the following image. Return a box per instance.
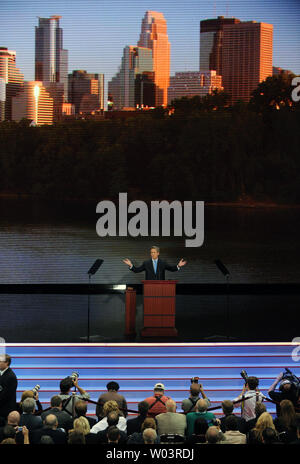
[122,259,145,273]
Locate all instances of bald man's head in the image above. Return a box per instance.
[7,411,20,426]
[196,398,207,413]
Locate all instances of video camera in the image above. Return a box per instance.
[70,371,79,383]
[280,368,300,396]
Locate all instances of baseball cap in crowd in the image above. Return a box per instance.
[154,383,165,390]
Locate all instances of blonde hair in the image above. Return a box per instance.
[73,416,90,435]
[103,400,120,416]
[254,412,275,440]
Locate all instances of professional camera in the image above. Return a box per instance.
[191,377,199,384]
[280,368,300,396]
[70,371,79,383]
[240,370,249,384]
[32,385,40,397]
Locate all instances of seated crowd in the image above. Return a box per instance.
[0,356,299,445]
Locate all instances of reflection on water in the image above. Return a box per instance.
[0,197,299,284]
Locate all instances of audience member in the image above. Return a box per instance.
[186,398,216,438]
[268,372,299,416]
[58,376,90,416]
[41,395,72,430]
[181,381,211,414]
[31,414,67,444]
[221,415,246,444]
[16,390,43,414]
[96,411,127,444]
[233,377,265,422]
[206,426,223,444]
[19,398,43,432]
[247,412,276,444]
[107,426,121,444]
[39,435,54,444]
[70,416,98,444]
[1,438,16,444]
[156,399,186,437]
[96,381,128,419]
[127,417,160,444]
[273,399,298,444]
[75,400,97,428]
[68,430,85,444]
[143,428,157,444]
[290,415,300,444]
[219,400,247,433]
[126,401,149,435]
[0,354,18,422]
[245,402,267,432]
[90,400,126,434]
[261,427,280,444]
[185,417,208,444]
[144,383,171,417]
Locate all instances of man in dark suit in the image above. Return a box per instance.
[0,354,18,422]
[126,401,149,436]
[123,246,187,280]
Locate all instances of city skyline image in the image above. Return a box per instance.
[1,0,300,95]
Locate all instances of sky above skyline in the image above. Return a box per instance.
[1,0,300,94]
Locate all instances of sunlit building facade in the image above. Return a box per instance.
[35,16,68,101]
[168,71,223,104]
[108,46,154,110]
[222,21,273,103]
[0,47,24,120]
[12,81,54,125]
[138,11,170,107]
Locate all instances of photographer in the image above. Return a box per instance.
[268,371,299,416]
[58,373,90,416]
[181,377,211,414]
[234,376,266,422]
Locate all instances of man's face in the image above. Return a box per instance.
[150,248,159,260]
[282,383,291,391]
[0,360,8,371]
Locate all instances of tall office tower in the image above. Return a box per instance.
[108,46,154,110]
[68,70,104,114]
[138,11,170,107]
[222,21,273,103]
[168,71,223,104]
[35,15,68,101]
[12,81,54,125]
[0,47,24,120]
[199,16,240,74]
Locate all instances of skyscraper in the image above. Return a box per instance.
[222,21,273,103]
[108,46,154,110]
[138,11,170,107]
[0,47,24,120]
[199,16,240,75]
[35,15,68,101]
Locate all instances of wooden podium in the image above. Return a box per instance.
[141,280,178,337]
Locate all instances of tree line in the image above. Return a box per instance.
[0,74,299,204]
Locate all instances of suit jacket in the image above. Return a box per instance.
[0,368,18,420]
[130,259,178,280]
[126,415,146,435]
[31,426,67,444]
[156,412,187,436]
